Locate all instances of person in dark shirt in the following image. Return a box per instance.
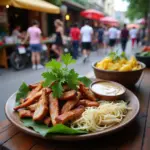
[121,24,129,52]
[97,25,104,48]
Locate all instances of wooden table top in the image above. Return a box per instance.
[1,69,150,150]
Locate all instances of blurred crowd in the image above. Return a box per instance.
[68,20,148,63]
[0,19,148,69]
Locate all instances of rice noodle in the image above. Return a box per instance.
[71,101,130,132]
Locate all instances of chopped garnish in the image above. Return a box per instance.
[42,53,91,98]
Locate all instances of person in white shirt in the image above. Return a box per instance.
[80,20,93,63]
[108,26,118,48]
[12,26,24,40]
[129,27,137,49]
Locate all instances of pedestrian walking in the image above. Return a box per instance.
[129,27,137,49]
[70,23,80,59]
[23,20,44,70]
[121,24,129,52]
[136,29,141,46]
[108,26,118,50]
[51,19,64,61]
[97,24,104,49]
[103,27,109,50]
[116,27,121,47]
[80,20,93,63]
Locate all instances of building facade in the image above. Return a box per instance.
[114,11,129,24]
[104,0,115,17]
[87,0,105,12]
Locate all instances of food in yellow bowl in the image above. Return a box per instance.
[96,52,142,71]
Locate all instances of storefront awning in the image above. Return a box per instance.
[0,0,60,14]
[62,0,85,11]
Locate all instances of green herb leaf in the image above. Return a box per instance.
[22,118,87,136]
[108,51,128,61]
[62,53,76,67]
[42,54,86,98]
[120,52,127,59]
[78,77,92,87]
[46,59,62,70]
[66,69,79,89]
[16,82,30,106]
[51,82,63,98]
[42,72,57,87]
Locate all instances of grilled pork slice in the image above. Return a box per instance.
[79,83,96,101]
[27,82,43,98]
[49,93,59,125]
[61,92,81,114]
[20,98,25,104]
[62,84,70,92]
[27,102,38,112]
[56,106,85,124]
[14,88,51,111]
[33,89,49,121]
[77,99,99,107]
[60,90,77,100]
[28,81,43,90]
[44,117,51,126]
[19,110,33,118]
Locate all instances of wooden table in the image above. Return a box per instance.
[1,69,150,150]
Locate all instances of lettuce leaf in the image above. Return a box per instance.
[16,82,30,106]
[22,118,87,136]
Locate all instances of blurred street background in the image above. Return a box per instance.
[0,42,141,121]
[0,0,149,121]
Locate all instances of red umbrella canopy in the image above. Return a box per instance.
[80,9,104,20]
[127,24,140,29]
[137,18,146,25]
[100,16,119,25]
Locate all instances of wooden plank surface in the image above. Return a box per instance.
[2,132,37,150]
[0,70,150,150]
[117,69,150,150]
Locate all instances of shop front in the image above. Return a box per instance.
[0,0,60,69]
[62,0,85,34]
[0,0,60,36]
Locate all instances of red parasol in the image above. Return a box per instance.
[127,24,140,29]
[100,16,119,26]
[137,18,146,25]
[80,9,104,20]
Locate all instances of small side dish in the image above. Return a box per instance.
[91,81,125,96]
[96,52,142,71]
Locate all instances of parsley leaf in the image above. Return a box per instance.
[42,72,57,87]
[108,51,127,62]
[16,82,30,106]
[66,69,79,89]
[46,59,62,70]
[78,77,92,87]
[51,82,63,98]
[42,54,91,98]
[62,53,76,67]
[120,52,127,59]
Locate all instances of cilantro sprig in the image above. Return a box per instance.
[42,53,91,98]
[108,51,127,61]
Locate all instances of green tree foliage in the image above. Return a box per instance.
[125,0,149,20]
[46,0,62,6]
[72,0,87,5]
